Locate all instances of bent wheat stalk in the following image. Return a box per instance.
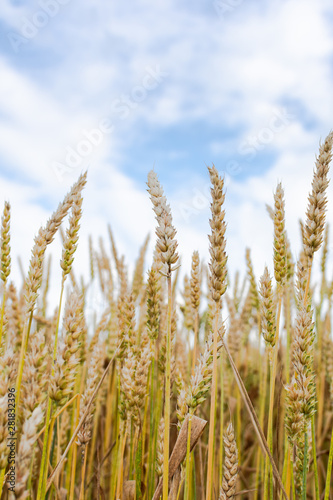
[219,332,289,500]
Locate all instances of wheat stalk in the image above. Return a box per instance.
[206,164,227,500]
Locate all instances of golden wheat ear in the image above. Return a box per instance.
[0,201,11,285]
[304,132,333,260]
[219,422,238,500]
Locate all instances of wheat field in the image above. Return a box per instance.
[0,134,333,500]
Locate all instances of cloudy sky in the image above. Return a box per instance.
[1,0,333,301]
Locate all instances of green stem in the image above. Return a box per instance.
[79,448,88,500]
[129,420,134,478]
[135,430,143,500]
[148,356,156,500]
[0,467,5,498]
[184,414,193,500]
[263,364,274,500]
[324,421,333,500]
[280,442,288,499]
[219,352,224,486]
[264,294,282,500]
[254,351,268,500]
[110,378,121,500]
[283,445,291,500]
[0,288,6,348]
[140,362,150,487]
[37,397,53,500]
[206,305,219,500]
[301,264,319,500]
[37,282,64,500]
[291,457,296,500]
[69,393,81,500]
[86,398,101,486]
[302,431,308,500]
[192,456,196,500]
[311,416,320,500]
[264,290,282,500]
[115,421,127,499]
[236,384,242,464]
[254,448,262,500]
[162,274,172,500]
[67,371,82,497]
[152,372,163,497]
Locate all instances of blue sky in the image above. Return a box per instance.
[1,0,333,299]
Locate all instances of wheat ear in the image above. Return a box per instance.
[147,169,179,500]
[0,201,11,348]
[303,131,333,260]
[219,422,239,500]
[206,164,227,500]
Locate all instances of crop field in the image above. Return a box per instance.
[0,133,333,500]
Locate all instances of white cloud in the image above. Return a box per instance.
[1,0,333,310]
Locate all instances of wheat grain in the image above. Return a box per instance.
[219,422,238,500]
[273,182,287,286]
[1,201,11,285]
[49,292,83,407]
[259,267,277,354]
[208,165,227,303]
[304,132,333,259]
[147,170,179,275]
[61,192,83,280]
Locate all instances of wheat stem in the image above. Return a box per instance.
[302,431,308,500]
[324,422,333,500]
[311,416,320,500]
[37,282,64,500]
[206,306,219,500]
[184,413,193,500]
[67,379,82,495]
[69,394,81,500]
[219,352,224,486]
[0,289,6,348]
[163,274,172,500]
[115,424,128,499]
[264,294,282,500]
[79,446,88,500]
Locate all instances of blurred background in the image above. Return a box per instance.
[1,0,333,308]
